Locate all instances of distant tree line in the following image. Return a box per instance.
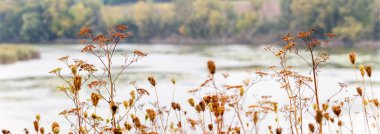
[0,0,379,45]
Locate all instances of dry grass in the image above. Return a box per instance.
[0,45,40,64]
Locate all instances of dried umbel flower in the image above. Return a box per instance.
[110,101,118,115]
[365,66,372,77]
[146,109,156,122]
[275,128,282,134]
[349,52,356,65]
[33,120,39,132]
[370,99,380,107]
[359,65,365,77]
[332,105,341,116]
[207,60,216,75]
[51,122,60,134]
[91,92,101,107]
[147,76,156,86]
[78,26,91,36]
[308,123,315,133]
[73,75,82,91]
[356,87,363,96]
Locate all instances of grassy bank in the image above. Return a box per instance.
[0,45,40,64]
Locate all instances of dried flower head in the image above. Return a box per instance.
[365,66,372,77]
[73,75,82,91]
[110,101,118,115]
[332,105,341,116]
[308,123,315,133]
[207,60,216,75]
[51,122,60,134]
[275,128,282,134]
[359,65,365,77]
[91,92,101,107]
[146,109,156,122]
[315,110,323,124]
[33,120,39,133]
[349,52,356,65]
[40,127,44,134]
[188,98,195,107]
[148,76,156,86]
[78,26,91,36]
[356,87,363,96]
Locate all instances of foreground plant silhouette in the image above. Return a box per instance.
[2,25,379,134]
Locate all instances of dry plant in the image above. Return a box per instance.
[2,25,379,134]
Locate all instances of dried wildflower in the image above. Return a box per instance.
[275,128,282,134]
[315,110,323,124]
[24,128,29,134]
[208,124,213,131]
[124,122,132,131]
[146,109,156,122]
[91,92,101,107]
[134,50,147,57]
[370,99,380,107]
[81,45,96,52]
[298,31,311,38]
[365,66,372,77]
[137,88,150,96]
[51,122,60,134]
[78,26,91,36]
[356,87,363,96]
[147,76,156,86]
[36,114,40,121]
[349,52,356,65]
[359,65,365,77]
[40,127,44,134]
[253,111,259,124]
[33,120,39,133]
[207,60,216,74]
[332,105,341,116]
[322,103,329,111]
[324,113,330,120]
[171,78,176,84]
[308,123,315,133]
[338,120,343,127]
[281,33,293,42]
[110,101,118,115]
[73,75,82,91]
[188,98,195,107]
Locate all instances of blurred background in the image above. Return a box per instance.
[1,0,380,133]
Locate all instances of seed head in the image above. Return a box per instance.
[275,128,282,134]
[359,65,365,77]
[308,123,315,133]
[73,75,82,91]
[356,87,363,96]
[207,124,213,131]
[91,92,101,107]
[207,60,216,75]
[315,110,323,124]
[36,114,40,121]
[110,101,118,115]
[40,127,44,134]
[365,66,372,77]
[188,98,195,107]
[148,76,156,86]
[146,109,156,122]
[33,120,39,133]
[51,122,60,134]
[332,105,341,116]
[349,52,356,65]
